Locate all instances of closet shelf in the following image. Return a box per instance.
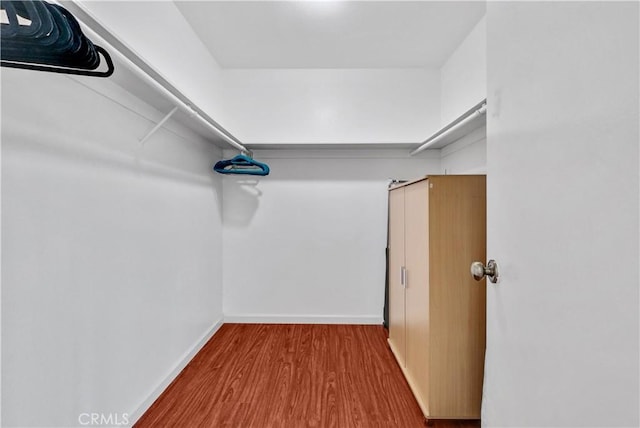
[63,0,482,155]
[62,0,250,155]
[410,99,487,155]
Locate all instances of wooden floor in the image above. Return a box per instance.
[135,324,480,428]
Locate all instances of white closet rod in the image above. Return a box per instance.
[410,99,487,156]
[61,1,250,155]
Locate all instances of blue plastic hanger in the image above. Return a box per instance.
[213,154,270,176]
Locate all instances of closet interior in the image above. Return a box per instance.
[2,1,488,426]
[4,1,639,427]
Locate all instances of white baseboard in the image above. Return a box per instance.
[223,314,383,325]
[129,318,224,425]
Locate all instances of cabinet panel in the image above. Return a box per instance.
[404,179,430,411]
[388,187,406,366]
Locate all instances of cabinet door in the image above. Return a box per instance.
[404,179,430,411]
[428,175,486,418]
[388,187,406,366]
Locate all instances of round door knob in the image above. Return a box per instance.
[470,260,499,283]
[470,262,486,281]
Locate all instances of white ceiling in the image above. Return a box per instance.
[175,1,486,69]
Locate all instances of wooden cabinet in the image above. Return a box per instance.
[387,175,486,420]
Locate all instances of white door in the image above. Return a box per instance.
[483,2,639,427]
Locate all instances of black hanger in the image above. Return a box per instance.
[0,0,114,77]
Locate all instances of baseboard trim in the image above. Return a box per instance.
[129,318,224,425]
[223,314,383,325]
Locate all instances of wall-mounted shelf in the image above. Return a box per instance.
[63,0,250,155]
[410,99,486,155]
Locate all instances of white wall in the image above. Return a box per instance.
[440,15,486,126]
[438,15,487,174]
[440,126,487,175]
[221,69,441,144]
[1,68,224,427]
[222,150,439,323]
[483,2,639,426]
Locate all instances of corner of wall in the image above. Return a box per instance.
[439,14,487,126]
[437,12,487,174]
[129,318,224,424]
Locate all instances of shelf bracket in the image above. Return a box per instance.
[139,106,178,145]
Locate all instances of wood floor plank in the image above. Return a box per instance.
[134,324,480,428]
